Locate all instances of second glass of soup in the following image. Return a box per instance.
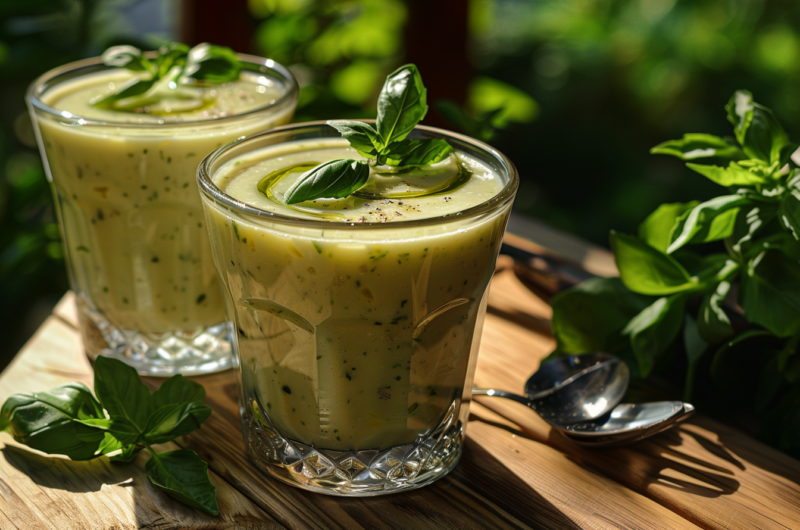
[199,122,518,495]
[27,54,298,376]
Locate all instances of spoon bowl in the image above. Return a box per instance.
[524,353,630,426]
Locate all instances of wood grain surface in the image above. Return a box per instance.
[0,248,796,528]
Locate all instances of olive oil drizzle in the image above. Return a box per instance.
[256,157,473,220]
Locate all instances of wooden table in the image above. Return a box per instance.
[2,220,799,529]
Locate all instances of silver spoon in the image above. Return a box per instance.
[561,402,694,447]
[473,352,630,425]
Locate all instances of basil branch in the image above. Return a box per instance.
[0,357,218,515]
[283,64,454,205]
[93,42,242,110]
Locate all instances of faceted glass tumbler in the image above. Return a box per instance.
[26,55,298,376]
[198,122,518,495]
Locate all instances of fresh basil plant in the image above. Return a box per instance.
[0,357,218,515]
[550,90,800,457]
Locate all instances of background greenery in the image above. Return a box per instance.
[2,0,799,374]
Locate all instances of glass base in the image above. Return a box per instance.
[76,297,233,377]
[241,394,464,496]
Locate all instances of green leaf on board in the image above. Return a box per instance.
[145,450,219,516]
[0,383,110,460]
[667,195,752,253]
[650,133,744,161]
[622,295,686,377]
[284,159,370,204]
[698,281,735,343]
[152,374,206,409]
[376,64,428,146]
[110,443,144,463]
[740,250,800,337]
[638,202,699,253]
[551,277,652,354]
[144,403,212,445]
[93,356,154,444]
[610,232,698,295]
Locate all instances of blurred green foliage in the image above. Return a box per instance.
[4,0,800,384]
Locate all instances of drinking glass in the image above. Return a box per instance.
[27,54,298,376]
[198,122,518,494]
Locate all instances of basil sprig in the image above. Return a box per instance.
[94,42,242,110]
[0,357,218,515]
[284,64,454,205]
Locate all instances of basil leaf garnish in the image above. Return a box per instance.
[145,449,219,516]
[184,43,242,83]
[284,159,370,204]
[93,78,157,110]
[94,42,241,110]
[327,120,383,158]
[101,45,151,72]
[378,138,453,167]
[376,64,428,146]
[269,64,456,203]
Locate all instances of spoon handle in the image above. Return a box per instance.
[472,388,533,406]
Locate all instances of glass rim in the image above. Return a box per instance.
[26,52,299,128]
[197,120,519,231]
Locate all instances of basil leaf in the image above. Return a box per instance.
[551,277,652,354]
[92,78,157,110]
[622,295,686,377]
[156,42,190,78]
[610,232,698,295]
[650,133,744,161]
[101,45,150,72]
[184,43,242,83]
[0,383,108,460]
[740,249,800,337]
[144,403,212,444]
[685,161,769,186]
[667,195,751,253]
[327,120,383,157]
[698,281,735,343]
[638,202,699,253]
[110,444,143,462]
[284,159,369,204]
[376,64,428,146]
[152,374,206,409]
[726,202,780,257]
[145,450,218,516]
[96,432,125,457]
[725,90,790,164]
[778,188,800,240]
[94,356,154,444]
[378,139,454,167]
